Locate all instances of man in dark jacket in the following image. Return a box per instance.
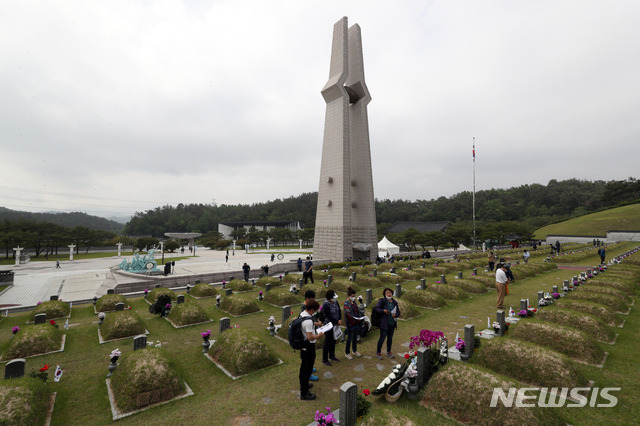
[321,290,342,366]
[373,288,400,359]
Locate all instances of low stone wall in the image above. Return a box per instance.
[546,230,640,244]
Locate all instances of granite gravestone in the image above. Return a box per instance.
[339,382,358,426]
[133,335,147,351]
[115,302,125,311]
[34,313,46,324]
[220,317,231,334]
[177,295,185,304]
[4,359,25,379]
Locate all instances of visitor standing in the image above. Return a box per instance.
[495,263,509,309]
[242,263,250,281]
[488,252,496,271]
[522,250,530,263]
[300,289,322,382]
[321,290,342,366]
[55,259,61,269]
[297,257,303,272]
[343,287,362,359]
[374,288,400,360]
[304,256,314,284]
[599,247,606,264]
[299,300,324,401]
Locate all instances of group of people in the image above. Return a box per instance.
[297,287,400,401]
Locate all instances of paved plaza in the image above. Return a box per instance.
[0,248,311,309]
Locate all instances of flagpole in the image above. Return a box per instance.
[472,137,476,251]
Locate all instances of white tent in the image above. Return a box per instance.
[378,236,400,257]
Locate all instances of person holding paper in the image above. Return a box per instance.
[374,288,400,360]
[299,300,324,401]
[321,290,342,366]
[343,287,363,360]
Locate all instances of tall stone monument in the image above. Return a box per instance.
[313,17,378,262]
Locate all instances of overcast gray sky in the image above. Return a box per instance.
[1,1,639,220]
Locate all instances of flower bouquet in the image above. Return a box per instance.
[552,292,560,299]
[314,407,337,425]
[455,338,466,354]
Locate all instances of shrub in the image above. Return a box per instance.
[5,324,64,358]
[449,279,487,294]
[555,299,623,327]
[167,302,210,326]
[423,362,563,425]
[210,328,279,376]
[0,378,50,425]
[228,280,254,292]
[219,295,260,316]
[565,291,628,313]
[30,300,70,322]
[110,348,186,412]
[95,294,128,312]
[190,283,218,298]
[145,288,176,303]
[535,308,615,343]
[510,319,605,365]
[328,279,360,294]
[425,284,469,300]
[401,290,446,309]
[255,277,284,288]
[101,311,146,341]
[473,338,588,388]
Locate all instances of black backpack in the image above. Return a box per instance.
[288,316,312,350]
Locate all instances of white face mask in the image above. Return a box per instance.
[349,296,355,302]
[386,295,392,300]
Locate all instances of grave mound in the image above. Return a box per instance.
[263,288,303,307]
[220,295,260,316]
[401,290,446,309]
[299,283,325,297]
[564,291,628,313]
[584,280,635,295]
[375,274,404,285]
[425,284,469,300]
[423,362,564,425]
[510,319,605,365]
[110,347,186,412]
[555,298,622,326]
[535,308,615,343]
[101,311,146,341]
[473,338,588,388]
[167,302,210,326]
[449,279,487,294]
[328,279,360,294]
[575,286,632,304]
[255,277,284,288]
[397,270,422,281]
[0,378,50,425]
[350,275,384,288]
[325,268,350,277]
[467,275,494,288]
[228,280,253,292]
[210,328,279,376]
[5,323,64,359]
[145,288,176,304]
[95,294,128,312]
[30,300,70,322]
[190,283,218,298]
[394,298,421,320]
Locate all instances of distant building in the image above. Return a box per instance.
[387,221,449,234]
[218,221,302,239]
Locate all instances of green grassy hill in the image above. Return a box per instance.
[534,203,640,239]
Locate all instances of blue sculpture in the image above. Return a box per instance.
[119,249,160,273]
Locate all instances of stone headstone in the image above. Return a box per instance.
[457,271,463,279]
[440,274,447,284]
[394,284,402,298]
[186,285,191,293]
[496,310,506,336]
[284,270,289,276]
[365,289,372,307]
[572,276,577,283]
[327,275,333,285]
[339,381,358,426]
[473,268,477,275]
[34,313,46,324]
[259,273,264,278]
[155,284,161,289]
[225,289,232,296]
[298,278,304,287]
[421,262,426,268]
[228,276,235,281]
[420,279,426,290]
[563,280,569,287]
[372,269,377,277]
[107,289,115,295]
[282,305,291,324]
[50,295,59,301]
[133,334,147,351]
[520,299,527,312]
[115,302,125,311]
[265,283,272,293]
[177,295,185,304]
[416,346,432,388]
[390,267,395,274]
[220,317,231,334]
[587,269,592,276]
[461,324,475,361]
[552,286,559,294]
[537,291,544,306]
[407,264,412,271]
[350,272,356,282]
[4,359,25,379]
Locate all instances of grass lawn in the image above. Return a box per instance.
[0,242,637,424]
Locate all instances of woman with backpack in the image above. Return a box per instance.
[373,287,400,360]
[321,290,342,366]
[343,287,363,360]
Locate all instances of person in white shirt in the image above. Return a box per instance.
[495,263,510,309]
[299,300,324,401]
[522,250,530,263]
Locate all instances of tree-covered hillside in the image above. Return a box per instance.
[0,207,123,232]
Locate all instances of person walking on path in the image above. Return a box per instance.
[304,256,314,284]
[374,288,400,360]
[321,290,342,366]
[495,263,509,309]
[55,260,61,269]
[299,300,324,401]
[599,247,606,264]
[242,262,250,281]
[488,252,496,271]
[343,287,362,359]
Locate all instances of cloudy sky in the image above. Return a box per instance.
[1,1,639,220]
